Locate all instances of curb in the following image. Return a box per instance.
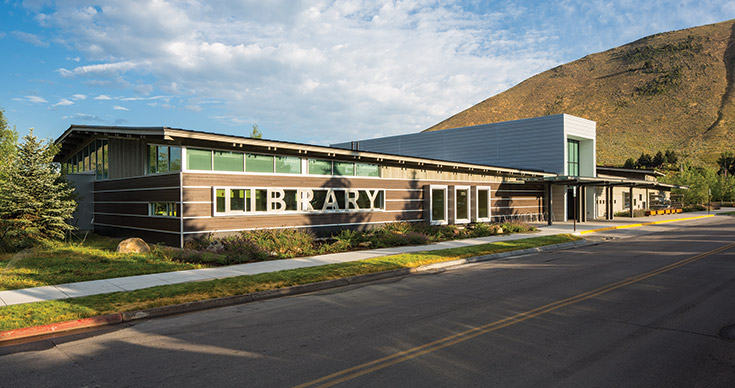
[0,314,123,343]
[0,239,587,345]
[578,214,715,235]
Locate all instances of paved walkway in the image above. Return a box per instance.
[0,210,728,307]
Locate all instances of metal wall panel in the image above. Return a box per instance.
[333,115,588,175]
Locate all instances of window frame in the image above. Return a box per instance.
[474,186,492,222]
[454,185,471,224]
[428,185,448,225]
[148,202,179,218]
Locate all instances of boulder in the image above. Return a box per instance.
[116,237,151,253]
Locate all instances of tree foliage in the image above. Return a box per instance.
[662,163,735,205]
[716,151,735,177]
[0,131,77,251]
[0,109,18,182]
[249,124,262,139]
[625,149,677,170]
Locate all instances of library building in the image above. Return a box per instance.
[54,114,680,247]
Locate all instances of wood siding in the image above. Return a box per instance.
[93,174,181,245]
[181,173,546,236]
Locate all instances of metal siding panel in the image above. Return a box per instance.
[342,115,570,174]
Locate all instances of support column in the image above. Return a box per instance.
[629,186,634,218]
[606,185,613,220]
[545,183,553,225]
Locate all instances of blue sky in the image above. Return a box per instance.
[1,1,734,145]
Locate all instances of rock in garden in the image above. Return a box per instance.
[116,237,151,253]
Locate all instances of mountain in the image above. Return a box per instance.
[425,19,735,166]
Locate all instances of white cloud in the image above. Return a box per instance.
[11,30,49,47]
[71,94,87,100]
[30,1,735,142]
[53,99,74,106]
[112,105,129,111]
[94,94,113,100]
[57,61,139,78]
[14,95,48,104]
[62,113,104,122]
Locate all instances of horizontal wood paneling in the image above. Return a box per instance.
[95,203,149,215]
[95,188,180,202]
[95,225,180,246]
[96,173,180,191]
[96,214,180,232]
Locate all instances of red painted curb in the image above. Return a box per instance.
[0,313,122,343]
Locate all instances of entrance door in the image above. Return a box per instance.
[567,187,576,221]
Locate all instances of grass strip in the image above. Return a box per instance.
[0,234,580,332]
[0,235,213,291]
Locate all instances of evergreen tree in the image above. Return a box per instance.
[664,150,678,166]
[636,153,653,169]
[623,158,637,169]
[0,109,18,184]
[0,131,77,250]
[652,151,665,168]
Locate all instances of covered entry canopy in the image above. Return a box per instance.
[526,176,687,225]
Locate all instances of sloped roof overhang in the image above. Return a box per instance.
[526,175,687,191]
[55,125,555,179]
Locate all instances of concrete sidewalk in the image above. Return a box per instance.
[0,211,726,307]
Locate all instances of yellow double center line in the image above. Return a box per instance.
[294,241,735,388]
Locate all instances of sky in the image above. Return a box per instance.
[1,1,734,145]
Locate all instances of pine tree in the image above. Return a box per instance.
[652,151,665,168]
[623,158,637,169]
[0,131,77,250]
[0,109,18,185]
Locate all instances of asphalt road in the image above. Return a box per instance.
[2,216,735,388]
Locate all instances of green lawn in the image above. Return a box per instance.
[718,211,735,216]
[0,234,211,291]
[0,234,581,331]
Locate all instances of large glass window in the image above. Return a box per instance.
[230,189,249,212]
[431,187,446,223]
[356,163,380,177]
[169,146,181,171]
[148,145,182,174]
[254,189,268,211]
[96,140,104,179]
[215,189,226,213]
[246,154,274,173]
[65,139,108,179]
[187,148,212,170]
[214,151,244,172]
[567,139,579,177]
[334,161,354,176]
[309,159,332,175]
[455,187,469,222]
[275,156,301,174]
[477,188,490,220]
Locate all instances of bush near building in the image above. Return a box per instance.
[184,221,536,264]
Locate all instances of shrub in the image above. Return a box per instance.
[467,223,499,237]
[240,228,315,258]
[499,220,536,233]
[333,229,362,248]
